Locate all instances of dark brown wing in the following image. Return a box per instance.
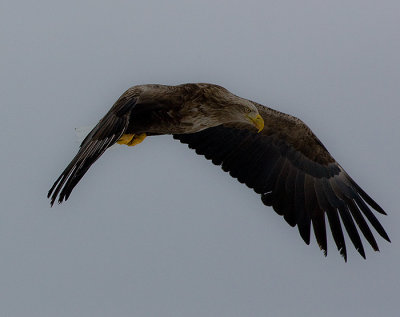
[173,104,390,260]
[48,94,137,206]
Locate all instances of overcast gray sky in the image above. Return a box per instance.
[1,0,399,316]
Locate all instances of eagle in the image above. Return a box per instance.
[48,83,390,260]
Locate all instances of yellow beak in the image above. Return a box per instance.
[246,113,264,133]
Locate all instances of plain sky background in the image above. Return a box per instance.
[1,1,399,316]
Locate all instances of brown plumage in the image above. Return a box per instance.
[48,83,390,260]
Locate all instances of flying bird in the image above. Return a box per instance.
[48,83,390,260]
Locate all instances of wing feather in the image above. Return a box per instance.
[283,166,297,227]
[173,104,389,259]
[294,171,311,244]
[48,97,135,205]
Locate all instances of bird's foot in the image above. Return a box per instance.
[117,133,147,146]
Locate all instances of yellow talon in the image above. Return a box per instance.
[117,134,135,145]
[127,133,146,146]
[117,133,147,146]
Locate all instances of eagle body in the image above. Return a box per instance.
[48,83,390,260]
[110,83,262,135]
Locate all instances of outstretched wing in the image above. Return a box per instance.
[173,103,390,260]
[48,95,137,206]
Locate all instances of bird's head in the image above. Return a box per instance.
[227,100,264,133]
[190,84,264,133]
